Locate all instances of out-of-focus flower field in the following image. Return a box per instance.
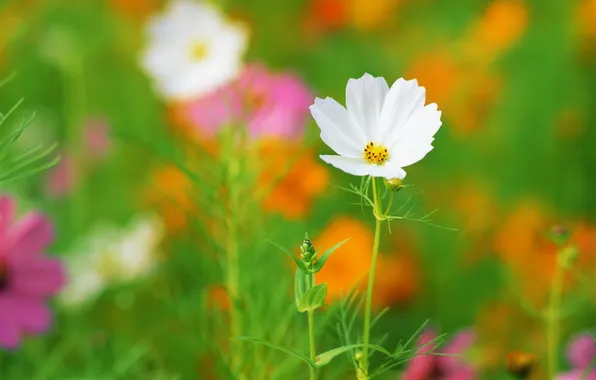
[0,0,595,379]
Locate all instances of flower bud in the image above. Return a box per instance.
[505,351,535,379]
[300,234,316,262]
[549,224,570,246]
[384,178,404,192]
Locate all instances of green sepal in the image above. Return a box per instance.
[297,283,327,313]
[311,239,350,273]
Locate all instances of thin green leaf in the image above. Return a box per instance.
[233,336,316,368]
[312,238,350,273]
[317,344,392,367]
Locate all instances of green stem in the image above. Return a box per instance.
[225,152,245,379]
[307,262,317,380]
[547,252,565,380]
[360,177,383,379]
[62,54,86,229]
[308,309,317,380]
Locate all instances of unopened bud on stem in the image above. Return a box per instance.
[300,233,316,262]
[384,178,404,192]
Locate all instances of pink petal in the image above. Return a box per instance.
[5,213,54,258]
[557,369,596,380]
[84,119,111,158]
[402,329,439,380]
[46,155,76,197]
[11,256,66,296]
[0,196,16,238]
[417,328,439,354]
[567,333,596,369]
[401,355,436,380]
[438,329,476,371]
[8,297,52,333]
[443,367,477,380]
[0,295,22,348]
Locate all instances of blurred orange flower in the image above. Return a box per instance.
[408,51,501,136]
[146,166,197,234]
[109,0,160,20]
[313,216,419,308]
[475,302,543,374]
[464,0,529,63]
[303,0,349,33]
[207,285,231,311]
[302,0,399,35]
[349,0,399,31]
[259,142,329,219]
[493,201,596,305]
[147,141,328,235]
[407,49,462,107]
[577,0,596,38]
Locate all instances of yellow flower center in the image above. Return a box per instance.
[364,142,389,164]
[189,41,209,61]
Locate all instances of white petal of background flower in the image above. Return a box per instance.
[141,0,247,100]
[311,73,442,179]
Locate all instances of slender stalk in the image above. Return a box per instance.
[360,177,383,379]
[546,252,565,380]
[307,272,317,380]
[225,151,245,379]
[62,54,86,229]
[308,311,317,379]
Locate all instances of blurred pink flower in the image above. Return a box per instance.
[0,196,66,348]
[180,63,312,140]
[557,333,596,380]
[46,118,112,197]
[84,119,111,159]
[402,328,477,380]
[46,154,75,197]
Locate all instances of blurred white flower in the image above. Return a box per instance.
[141,0,247,100]
[59,215,165,308]
[310,74,442,179]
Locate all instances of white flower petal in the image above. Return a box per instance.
[320,155,406,179]
[378,78,426,141]
[386,103,442,148]
[310,98,363,158]
[141,0,247,100]
[391,138,435,168]
[346,73,389,141]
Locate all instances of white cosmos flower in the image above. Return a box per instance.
[310,74,442,179]
[59,215,165,308]
[141,0,247,100]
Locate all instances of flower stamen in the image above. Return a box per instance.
[189,41,209,61]
[364,142,389,165]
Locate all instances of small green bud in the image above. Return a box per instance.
[549,224,570,246]
[505,351,536,379]
[300,234,316,262]
[384,178,404,192]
